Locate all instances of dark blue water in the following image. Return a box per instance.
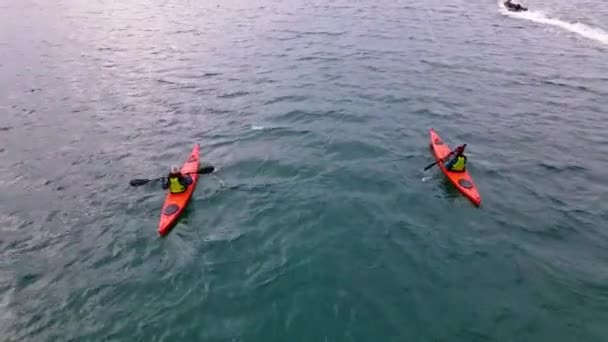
[1,0,608,340]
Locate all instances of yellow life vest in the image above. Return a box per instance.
[169,176,186,194]
[450,156,466,171]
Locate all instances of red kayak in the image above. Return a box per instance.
[429,129,481,206]
[158,144,200,236]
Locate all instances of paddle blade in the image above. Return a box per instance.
[129,179,152,186]
[423,161,439,171]
[198,165,215,174]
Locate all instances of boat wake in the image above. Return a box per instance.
[499,3,608,45]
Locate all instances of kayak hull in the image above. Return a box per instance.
[158,144,200,236]
[429,129,481,206]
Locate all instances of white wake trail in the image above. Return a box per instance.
[499,3,608,45]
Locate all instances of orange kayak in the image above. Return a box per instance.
[429,129,481,206]
[158,144,200,236]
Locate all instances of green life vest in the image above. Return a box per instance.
[450,156,466,171]
[169,176,186,194]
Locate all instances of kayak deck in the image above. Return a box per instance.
[158,144,200,236]
[429,129,481,206]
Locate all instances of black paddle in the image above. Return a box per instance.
[129,165,215,187]
[424,144,466,171]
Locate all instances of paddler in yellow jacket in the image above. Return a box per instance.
[162,166,193,194]
[444,144,467,172]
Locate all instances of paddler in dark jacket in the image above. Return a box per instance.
[162,166,193,194]
[444,145,467,172]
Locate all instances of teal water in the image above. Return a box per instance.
[1,0,608,340]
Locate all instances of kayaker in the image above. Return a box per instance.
[162,166,193,194]
[444,145,467,172]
